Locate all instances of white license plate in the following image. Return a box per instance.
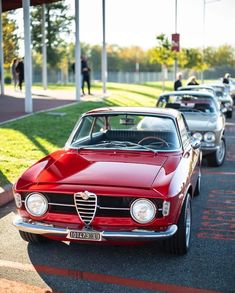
[68,230,102,241]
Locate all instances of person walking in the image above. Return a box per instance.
[15,58,24,91]
[81,55,91,95]
[174,72,183,91]
[11,58,18,90]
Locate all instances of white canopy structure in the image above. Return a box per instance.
[0,0,107,113]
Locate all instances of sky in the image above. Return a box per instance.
[66,0,235,50]
[15,0,235,52]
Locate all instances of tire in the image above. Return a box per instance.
[207,137,226,167]
[19,231,45,244]
[226,111,233,119]
[232,96,235,105]
[164,194,192,255]
[194,172,201,196]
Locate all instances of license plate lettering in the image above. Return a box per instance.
[68,230,101,241]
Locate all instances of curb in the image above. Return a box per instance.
[0,184,14,207]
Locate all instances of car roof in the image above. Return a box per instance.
[159,90,215,98]
[83,106,180,119]
[179,85,214,90]
[208,83,226,88]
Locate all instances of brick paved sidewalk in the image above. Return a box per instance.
[0,87,105,124]
[0,87,105,206]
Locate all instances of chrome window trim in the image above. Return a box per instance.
[67,112,183,152]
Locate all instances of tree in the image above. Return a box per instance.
[149,34,174,90]
[2,12,19,70]
[150,34,174,68]
[89,45,101,72]
[31,2,73,68]
[182,48,207,73]
[214,45,235,67]
[175,49,188,70]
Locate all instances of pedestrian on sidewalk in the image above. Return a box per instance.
[11,58,18,90]
[15,58,24,91]
[81,55,91,95]
[174,72,183,91]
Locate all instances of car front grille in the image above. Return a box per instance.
[74,192,97,225]
[20,192,163,219]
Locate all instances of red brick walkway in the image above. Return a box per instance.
[0,88,77,124]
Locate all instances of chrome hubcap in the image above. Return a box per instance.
[185,198,191,248]
[216,140,225,163]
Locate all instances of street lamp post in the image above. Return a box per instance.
[0,0,4,95]
[174,0,178,80]
[102,0,107,94]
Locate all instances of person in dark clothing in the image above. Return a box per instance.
[222,73,230,84]
[15,58,24,91]
[11,58,18,90]
[174,72,183,91]
[187,76,199,86]
[81,55,91,95]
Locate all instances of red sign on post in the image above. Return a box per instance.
[172,33,180,52]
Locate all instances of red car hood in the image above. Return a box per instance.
[35,150,169,189]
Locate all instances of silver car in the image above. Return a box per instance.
[208,83,233,118]
[157,91,226,166]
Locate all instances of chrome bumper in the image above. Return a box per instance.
[13,217,177,241]
[201,144,219,153]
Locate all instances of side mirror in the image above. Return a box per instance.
[191,137,201,149]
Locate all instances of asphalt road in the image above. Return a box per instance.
[0,116,235,293]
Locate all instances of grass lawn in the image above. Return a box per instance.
[0,81,173,187]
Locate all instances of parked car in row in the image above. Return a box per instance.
[157,91,226,167]
[209,83,233,118]
[13,107,201,255]
[229,79,235,104]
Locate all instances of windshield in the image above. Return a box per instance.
[68,113,181,152]
[157,94,218,114]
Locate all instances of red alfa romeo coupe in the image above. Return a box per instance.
[13,107,201,254]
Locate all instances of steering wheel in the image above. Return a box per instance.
[138,136,169,147]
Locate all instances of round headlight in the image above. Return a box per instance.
[193,132,203,141]
[130,199,156,224]
[204,132,215,143]
[25,193,48,217]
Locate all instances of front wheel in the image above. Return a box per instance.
[207,138,226,167]
[226,111,233,119]
[194,171,201,196]
[164,194,192,255]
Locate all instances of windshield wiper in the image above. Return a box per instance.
[112,140,157,153]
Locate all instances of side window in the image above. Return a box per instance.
[177,114,190,147]
[157,96,168,107]
[92,117,106,134]
[72,116,94,142]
